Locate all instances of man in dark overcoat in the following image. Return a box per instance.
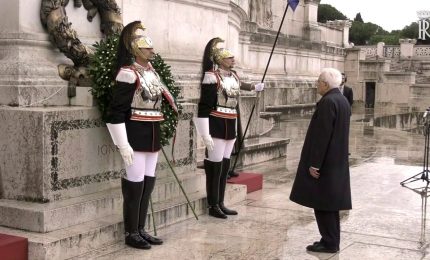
[289,68,351,253]
[340,73,353,107]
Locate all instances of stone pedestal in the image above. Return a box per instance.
[399,38,417,60]
[376,42,385,58]
[0,103,197,230]
[0,0,94,106]
[303,0,321,42]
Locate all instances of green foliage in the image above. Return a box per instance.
[349,21,387,45]
[151,54,182,147]
[354,13,363,23]
[317,4,347,23]
[399,22,430,44]
[355,21,430,45]
[369,34,400,45]
[401,22,419,39]
[318,4,430,45]
[89,35,119,122]
[89,34,181,147]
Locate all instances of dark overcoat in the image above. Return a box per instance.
[289,88,352,211]
[343,86,354,106]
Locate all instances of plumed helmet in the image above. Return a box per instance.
[120,21,154,61]
[201,37,235,81]
[210,38,234,64]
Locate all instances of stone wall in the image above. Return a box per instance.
[346,40,430,110]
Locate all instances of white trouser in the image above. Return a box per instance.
[125,151,159,182]
[207,138,236,162]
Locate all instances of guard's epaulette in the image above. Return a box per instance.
[202,71,218,84]
[115,68,137,84]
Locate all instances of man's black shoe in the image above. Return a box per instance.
[208,205,227,219]
[306,242,338,253]
[125,232,151,249]
[219,202,238,215]
[139,230,163,245]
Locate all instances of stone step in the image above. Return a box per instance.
[0,184,246,260]
[236,137,290,167]
[259,111,282,118]
[0,172,206,233]
[265,103,315,117]
[72,183,247,260]
[259,111,282,136]
[416,75,430,84]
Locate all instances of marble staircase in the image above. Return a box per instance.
[0,169,247,259]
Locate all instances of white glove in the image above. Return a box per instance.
[118,145,134,167]
[254,82,265,92]
[202,135,214,151]
[193,117,214,151]
[106,123,134,166]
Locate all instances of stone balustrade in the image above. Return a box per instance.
[357,43,430,59]
[384,46,401,58]
[359,46,377,58]
[414,46,430,57]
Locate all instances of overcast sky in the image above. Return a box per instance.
[320,0,429,31]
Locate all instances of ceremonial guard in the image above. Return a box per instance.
[194,38,264,219]
[106,21,177,249]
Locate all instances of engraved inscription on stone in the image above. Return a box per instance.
[56,127,122,180]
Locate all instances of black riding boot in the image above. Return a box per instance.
[121,178,151,249]
[204,159,227,219]
[138,176,163,245]
[219,158,238,215]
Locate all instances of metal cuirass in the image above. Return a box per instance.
[131,65,165,110]
[217,73,240,108]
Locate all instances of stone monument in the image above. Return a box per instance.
[0,0,349,258]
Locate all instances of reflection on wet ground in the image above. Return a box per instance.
[271,108,425,171]
[86,107,430,260]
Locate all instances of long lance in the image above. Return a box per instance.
[161,147,199,220]
[149,197,157,235]
[229,2,292,175]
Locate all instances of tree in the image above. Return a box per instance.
[368,22,430,45]
[318,4,347,23]
[401,22,430,44]
[354,13,363,23]
[369,34,400,45]
[349,21,386,45]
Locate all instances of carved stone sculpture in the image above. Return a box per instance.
[40,0,123,83]
[249,0,273,28]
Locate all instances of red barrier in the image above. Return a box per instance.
[227,172,263,193]
[0,233,28,260]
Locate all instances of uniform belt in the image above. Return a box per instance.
[130,109,164,122]
[215,106,236,114]
[210,106,237,119]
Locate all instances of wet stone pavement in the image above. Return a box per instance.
[79,107,430,260]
